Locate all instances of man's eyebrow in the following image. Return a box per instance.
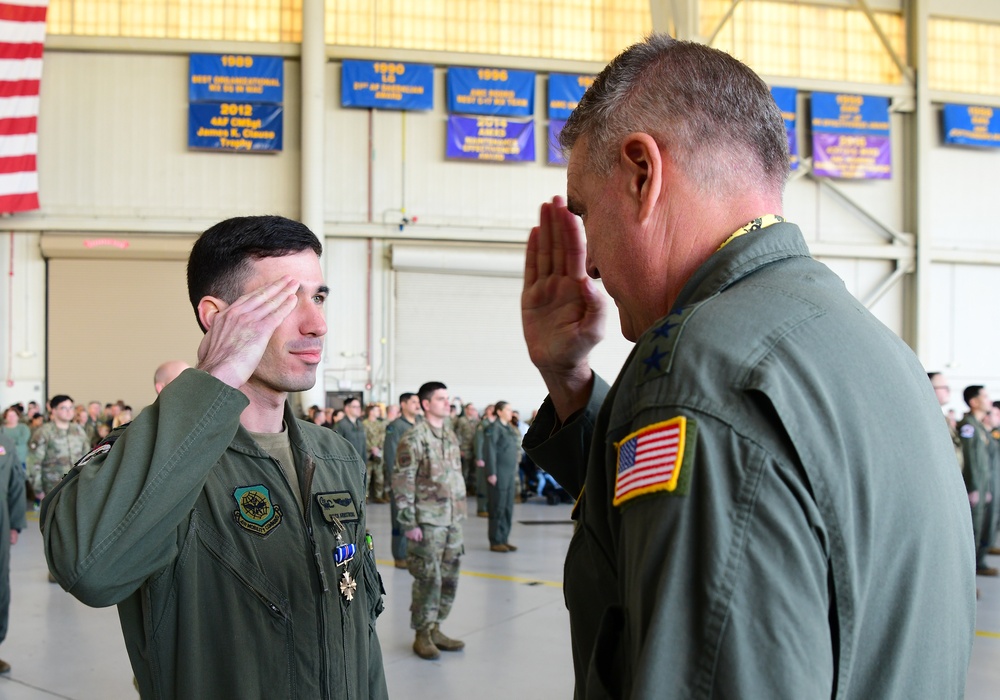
[316,285,330,296]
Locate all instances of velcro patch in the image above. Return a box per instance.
[613,417,693,506]
[960,424,976,439]
[316,491,359,524]
[76,443,111,467]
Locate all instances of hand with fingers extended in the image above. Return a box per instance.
[522,196,606,419]
[196,276,299,389]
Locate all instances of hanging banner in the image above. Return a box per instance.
[548,120,567,166]
[341,60,434,111]
[188,103,283,152]
[810,92,891,179]
[447,67,534,117]
[770,86,799,171]
[189,54,284,103]
[446,115,534,162]
[942,104,1000,147]
[548,73,595,120]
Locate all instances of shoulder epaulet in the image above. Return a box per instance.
[636,303,700,386]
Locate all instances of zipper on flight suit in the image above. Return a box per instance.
[302,454,331,700]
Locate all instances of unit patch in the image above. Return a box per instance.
[960,424,976,439]
[613,416,694,506]
[316,491,359,524]
[233,484,283,537]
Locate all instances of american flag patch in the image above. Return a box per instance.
[613,417,688,506]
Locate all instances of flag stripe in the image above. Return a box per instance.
[0,56,42,80]
[0,152,34,173]
[0,20,46,45]
[0,94,37,118]
[0,132,37,156]
[0,4,46,22]
[0,41,40,59]
[0,189,37,211]
[0,115,35,135]
[0,77,37,96]
[0,169,37,194]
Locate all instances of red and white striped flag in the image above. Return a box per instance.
[0,0,46,214]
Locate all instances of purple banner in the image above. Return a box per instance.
[811,133,891,180]
[548,120,566,165]
[446,115,535,162]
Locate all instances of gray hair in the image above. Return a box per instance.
[559,34,788,197]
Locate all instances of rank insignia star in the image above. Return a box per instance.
[340,570,357,602]
[643,346,669,373]
[652,319,680,340]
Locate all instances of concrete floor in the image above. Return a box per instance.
[0,496,997,699]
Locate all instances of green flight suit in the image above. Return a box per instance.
[0,434,26,646]
[525,223,975,699]
[473,418,494,514]
[335,416,367,467]
[484,420,521,547]
[959,413,992,568]
[41,369,387,700]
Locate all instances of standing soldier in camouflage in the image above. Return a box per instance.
[454,404,479,496]
[393,381,467,660]
[29,395,90,501]
[363,404,387,503]
[383,392,420,568]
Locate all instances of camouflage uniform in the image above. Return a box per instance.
[392,421,466,631]
[29,422,90,496]
[363,418,387,501]
[454,415,478,496]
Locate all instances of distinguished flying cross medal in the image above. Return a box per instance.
[332,517,358,602]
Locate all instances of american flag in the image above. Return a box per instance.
[0,0,46,214]
[613,418,685,505]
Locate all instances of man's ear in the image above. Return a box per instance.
[196,296,228,331]
[620,133,663,224]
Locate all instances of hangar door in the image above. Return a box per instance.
[392,243,633,416]
[47,257,201,411]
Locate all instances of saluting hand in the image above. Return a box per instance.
[196,276,299,389]
[521,196,606,420]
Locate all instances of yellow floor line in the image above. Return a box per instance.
[377,559,562,589]
[976,630,1000,639]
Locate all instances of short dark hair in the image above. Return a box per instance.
[50,394,73,408]
[343,396,360,407]
[187,215,322,332]
[495,401,509,413]
[418,381,447,410]
[964,385,985,407]
[399,392,416,404]
[927,372,940,381]
[560,33,788,196]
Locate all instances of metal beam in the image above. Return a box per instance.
[705,0,745,46]
[855,0,915,86]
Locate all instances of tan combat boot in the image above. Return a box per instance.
[413,627,440,660]
[430,624,465,651]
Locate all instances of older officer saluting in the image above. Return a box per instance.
[522,34,975,699]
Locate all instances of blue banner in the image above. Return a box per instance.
[770,86,798,171]
[548,73,595,120]
[341,60,434,111]
[942,104,1000,147]
[447,67,534,117]
[446,115,535,162]
[188,103,282,152]
[548,120,567,165]
[811,92,891,179]
[189,54,283,104]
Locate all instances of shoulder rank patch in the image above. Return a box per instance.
[233,484,283,537]
[316,491,359,524]
[960,424,975,439]
[636,304,700,386]
[613,416,695,506]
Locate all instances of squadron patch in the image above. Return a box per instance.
[613,416,695,506]
[316,491,359,524]
[233,484,283,537]
[960,424,976,439]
